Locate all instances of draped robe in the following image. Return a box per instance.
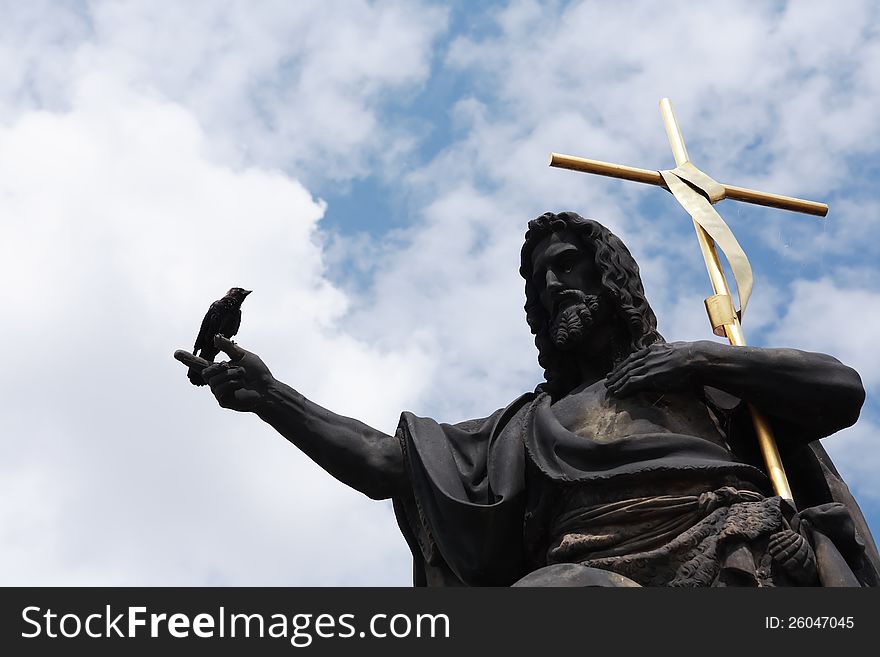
[392,381,880,587]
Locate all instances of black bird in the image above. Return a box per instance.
[187,287,252,385]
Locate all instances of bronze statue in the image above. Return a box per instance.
[187,211,879,587]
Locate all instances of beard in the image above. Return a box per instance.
[548,291,602,351]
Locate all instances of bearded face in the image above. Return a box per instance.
[548,290,602,351]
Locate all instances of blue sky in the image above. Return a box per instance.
[1,0,878,585]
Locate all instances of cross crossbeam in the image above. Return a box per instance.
[548,152,828,217]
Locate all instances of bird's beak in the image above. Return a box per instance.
[243,290,252,296]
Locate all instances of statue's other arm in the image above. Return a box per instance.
[606,341,865,440]
[694,344,864,438]
[201,337,406,501]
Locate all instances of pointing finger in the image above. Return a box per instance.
[214,334,247,361]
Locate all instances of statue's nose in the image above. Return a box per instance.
[545,269,563,292]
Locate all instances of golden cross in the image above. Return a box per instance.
[549,98,829,502]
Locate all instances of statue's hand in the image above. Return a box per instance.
[605,341,716,397]
[202,335,276,413]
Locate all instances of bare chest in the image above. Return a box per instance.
[550,380,723,443]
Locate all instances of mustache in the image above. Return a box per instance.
[551,290,597,316]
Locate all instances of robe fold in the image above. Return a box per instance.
[392,389,880,587]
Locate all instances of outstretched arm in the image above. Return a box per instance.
[606,340,865,440]
[200,336,406,500]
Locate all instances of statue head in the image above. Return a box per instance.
[520,211,663,397]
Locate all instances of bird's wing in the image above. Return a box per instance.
[193,302,223,355]
[220,308,243,338]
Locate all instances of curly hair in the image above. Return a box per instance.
[519,211,663,398]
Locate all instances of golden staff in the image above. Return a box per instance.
[550,98,829,501]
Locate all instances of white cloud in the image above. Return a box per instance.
[1,1,448,182]
[765,278,880,390]
[444,0,880,196]
[0,27,434,584]
[82,0,448,183]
